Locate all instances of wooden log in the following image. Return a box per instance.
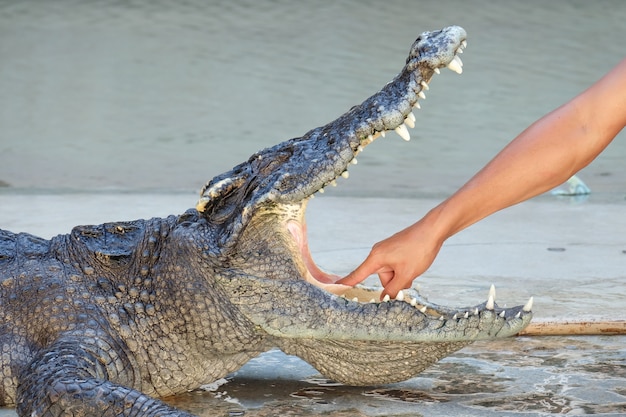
[518,320,626,336]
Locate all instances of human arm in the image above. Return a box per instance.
[338,57,626,298]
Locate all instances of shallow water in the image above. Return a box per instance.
[1,1,626,416]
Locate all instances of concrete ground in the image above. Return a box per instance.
[1,193,625,416]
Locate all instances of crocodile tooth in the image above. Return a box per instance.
[434,67,441,75]
[489,284,496,301]
[369,298,376,303]
[413,101,421,109]
[404,115,415,129]
[418,91,426,100]
[462,40,467,48]
[499,310,506,318]
[515,311,521,319]
[419,306,427,313]
[394,124,411,141]
[439,316,444,321]
[352,297,359,303]
[410,297,417,306]
[330,180,337,187]
[457,47,463,54]
[420,80,429,91]
[452,313,458,320]
[474,308,479,315]
[447,56,463,74]
[486,294,495,310]
[395,290,405,301]
[522,296,534,312]
[351,158,358,165]
[341,171,349,179]
[380,130,386,138]
[463,311,469,319]
[318,188,325,194]
[382,294,391,302]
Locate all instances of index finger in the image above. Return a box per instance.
[336,256,381,286]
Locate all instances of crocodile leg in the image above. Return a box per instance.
[16,333,195,417]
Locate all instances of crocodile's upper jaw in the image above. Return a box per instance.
[196,26,468,223]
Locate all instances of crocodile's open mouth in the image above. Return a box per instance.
[285,41,468,303]
[284,38,533,319]
[197,26,532,322]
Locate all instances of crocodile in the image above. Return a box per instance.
[0,25,533,417]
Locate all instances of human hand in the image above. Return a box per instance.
[336,220,444,299]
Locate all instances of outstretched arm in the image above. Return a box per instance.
[339,57,626,298]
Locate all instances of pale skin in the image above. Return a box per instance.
[338,57,626,299]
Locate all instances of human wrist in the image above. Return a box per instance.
[415,204,455,249]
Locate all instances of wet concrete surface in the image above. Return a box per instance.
[1,193,625,416]
[164,336,626,416]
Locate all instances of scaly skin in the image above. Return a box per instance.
[0,26,532,416]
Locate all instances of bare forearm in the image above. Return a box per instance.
[427,58,626,242]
